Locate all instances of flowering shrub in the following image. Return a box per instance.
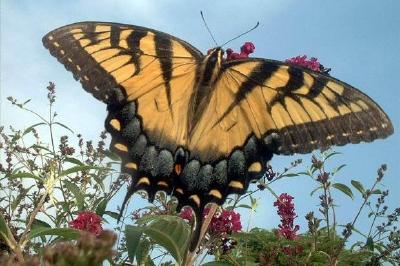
[274,193,300,240]
[0,78,398,264]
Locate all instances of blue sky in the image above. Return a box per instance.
[1,0,399,244]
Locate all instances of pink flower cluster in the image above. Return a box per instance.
[205,208,242,235]
[226,42,255,61]
[69,211,103,236]
[285,55,322,72]
[274,193,300,240]
[180,207,242,235]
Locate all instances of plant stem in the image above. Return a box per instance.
[19,189,49,249]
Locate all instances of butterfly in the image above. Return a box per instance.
[43,21,393,234]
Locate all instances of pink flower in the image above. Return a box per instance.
[179,207,242,235]
[179,206,194,221]
[205,208,242,235]
[274,193,300,240]
[226,42,255,61]
[69,211,103,235]
[285,55,330,73]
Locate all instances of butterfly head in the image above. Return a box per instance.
[202,47,224,86]
[206,47,224,65]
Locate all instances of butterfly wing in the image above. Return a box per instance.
[191,58,393,157]
[186,58,393,194]
[43,21,205,201]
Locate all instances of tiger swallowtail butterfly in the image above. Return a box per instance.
[43,21,393,248]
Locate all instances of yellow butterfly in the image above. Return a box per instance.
[43,21,393,223]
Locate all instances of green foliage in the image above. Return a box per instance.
[1,85,399,265]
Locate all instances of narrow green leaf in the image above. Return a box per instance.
[332,183,353,200]
[370,189,382,195]
[53,122,74,133]
[95,198,108,217]
[22,122,46,136]
[351,180,365,196]
[11,193,26,211]
[104,211,120,220]
[63,180,84,210]
[31,218,52,229]
[59,165,108,177]
[332,164,346,176]
[92,175,106,191]
[310,185,323,196]
[0,212,12,242]
[7,172,43,182]
[324,151,342,161]
[104,149,120,161]
[125,225,144,262]
[281,173,299,177]
[236,204,252,210]
[27,227,80,241]
[31,144,52,153]
[64,157,84,166]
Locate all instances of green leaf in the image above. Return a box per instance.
[370,189,382,195]
[92,175,105,191]
[310,185,323,196]
[104,149,120,161]
[31,144,52,153]
[136,214,176,225]
[236,204,252,210]
[143,217,190,264]
[0,212,12,243]
[27,227,80,241]
[11,193,26,211]
[7,172,43,182]
[351,180,365,196]
[332,164,346,176]
[324,151,342,161]
[366,236,374,251]
[22,122,46,136]
[59,165,108,178]
[125,225,144,263]
[202,262,236,266]
[281,173,299,177]
[332,183,353,200]
[53,122,74,133]
[95,198,108,217]
[64,157,84,166]
[104,211,120,220]
[136,238,152,265]
[31,218,51,229]
[63,180,84,210]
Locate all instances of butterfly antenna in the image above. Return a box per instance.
[201,11,218,46]
[221,21,260,47]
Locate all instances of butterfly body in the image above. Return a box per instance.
[43,21,393,224]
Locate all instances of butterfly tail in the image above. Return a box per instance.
[189,209,204,252]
